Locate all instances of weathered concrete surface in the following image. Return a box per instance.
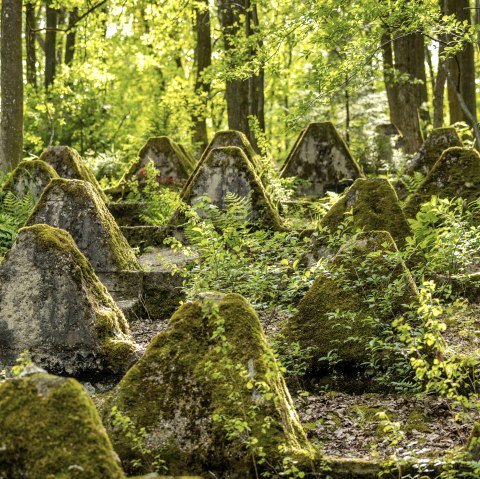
[125,136,196,187]
[0,225,135,375]
[0,373,125,478]
[185,130,266,193]
[39,145,108,201]
[404,147,480,219]
[180,146,283,229]
[104,293,313,477]
[317,178,412,248]
[3,159,59,202]
[284,231,418,374]
[281,122,363,197]
[405,127,462,176]
[26,178,140,298]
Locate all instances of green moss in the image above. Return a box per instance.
[405,409,431,434]
[404,147,480,219]
[405,127,463,176]
[283,231,418,371]
[28,178,139,272]
[104,293,313,476]
[318,178,412,247]
[39,146,108,202]
[18,224,135,371]
[179,146,284,231]
[0,374,125,478]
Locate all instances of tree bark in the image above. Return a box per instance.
[192,0,212,153]
[45,3,58,89]
[25,2,37,89]
[65,7,79,65]
[0,0,24,171]
[445,0,476,125]
[217,0,259,150]
[381,31,401,128]
[392,32,424,153]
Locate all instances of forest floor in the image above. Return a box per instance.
[129,306,478,462]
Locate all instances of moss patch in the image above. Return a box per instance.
[15,224,135,372]
[104,293,313,477]
[3,159,59,202]
[282,231,418,373]
[404,147,480,219]
[0,374,125,478]
[318,178,412,247]
[405,127,463,176]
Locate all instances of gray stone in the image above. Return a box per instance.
[26,178,140,299]
[180,146,283,229]
[405,127,463,176]
[39,145,108,202]
[0,225,136,375]
[125,137,196,187]
[3,160,59,202]
[281,122,363,197]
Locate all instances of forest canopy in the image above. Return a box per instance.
[0,0,478,175]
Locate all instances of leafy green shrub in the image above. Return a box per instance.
[173,193,318,312]
[127,161,183,226]
[405,196,480,278]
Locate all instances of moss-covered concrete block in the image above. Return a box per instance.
[0,373,125,478]
[283,231,418,373]
[317,178,412,247]
[104,293,313,477]
[281,122,363,197]
[26,179,140,298]
[404,147,480,219]
[39,145,108,202]
[125,137,196,188]
[180,146,283,230]
[0,225,135,375]
[3,159,59,202]
[405,127,462,176]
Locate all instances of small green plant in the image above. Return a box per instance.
[174,193,319,312]
[405,196,480,279]
[127,161,183,226]
[10,350,33,377]
[0,190,35,255]
[110,406,168,474]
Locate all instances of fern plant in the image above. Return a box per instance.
[0,191,35,255]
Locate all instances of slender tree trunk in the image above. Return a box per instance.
[45,3,58,89]
[65,7,79,65]
[445,0,476,125]
[25,3,37,89]
[56,8,66,66]
[433,42,448,128]
[392,32,424,153]
[0,0,24,171]
[192,0,212,153]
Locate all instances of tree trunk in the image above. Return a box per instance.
[0,0,24,171]
[445,0,476,125]
[45,3,58,89]
[65,7,79,65]
[392,32,424,153]
[217,0,258,150]
[192,0,212,153]
[381,31,401,128]
[25,2,37,89]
